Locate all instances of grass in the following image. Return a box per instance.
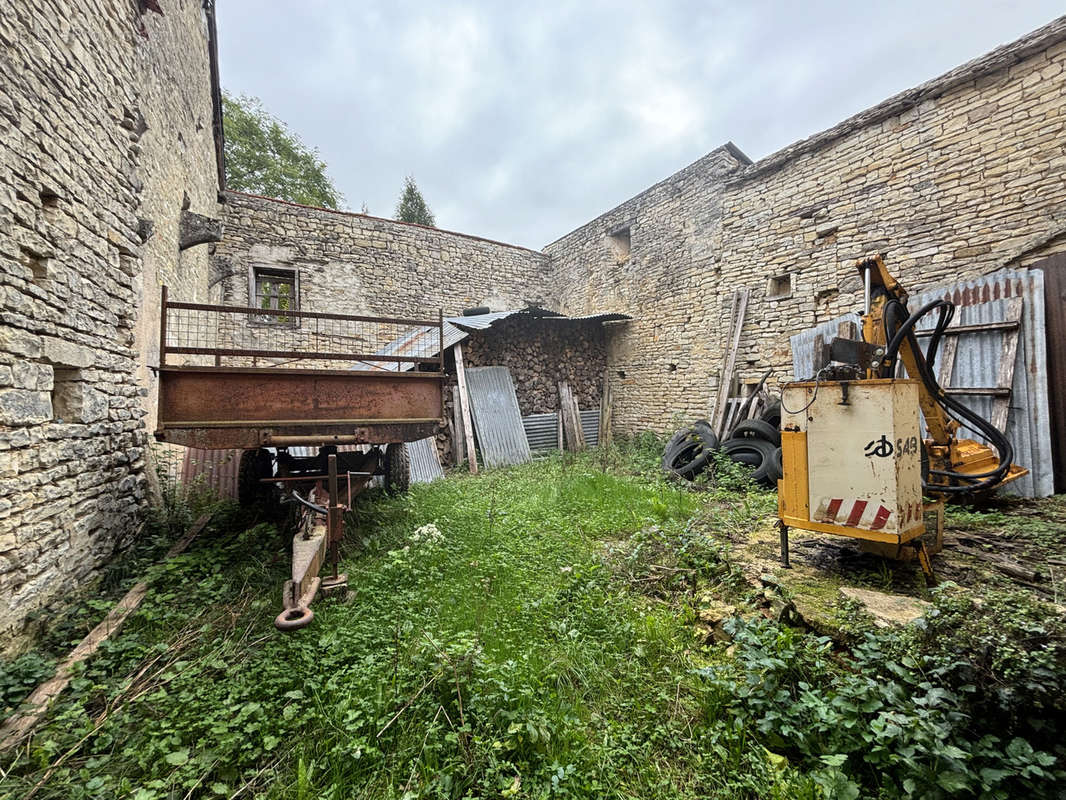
[1,442,1063,799]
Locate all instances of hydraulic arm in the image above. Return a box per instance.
[857,255,1027,496]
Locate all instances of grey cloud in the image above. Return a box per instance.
[217,1,1063,248]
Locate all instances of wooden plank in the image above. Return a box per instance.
[0,513,213,751]
[598,368,613,447]
[936,334,959,387]
[990,297,1023,432]
[712,289,749,439]
[558,381,585,451]
[450,385,465,464]
[453,342,478,474]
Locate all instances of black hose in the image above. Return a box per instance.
[880,297,1013,495]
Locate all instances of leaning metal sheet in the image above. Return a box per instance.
[465,367,532,468]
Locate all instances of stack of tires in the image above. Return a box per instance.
[662,401,784,488]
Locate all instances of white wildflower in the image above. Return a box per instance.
[411,523,444,545]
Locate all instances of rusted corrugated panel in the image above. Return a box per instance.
[909,268,1052,498]
[180,447,240,499]
[408,437,444,483]
[465,366,532,468]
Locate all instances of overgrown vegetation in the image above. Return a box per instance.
[1,444,1063,799]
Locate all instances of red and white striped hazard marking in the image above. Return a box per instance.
[813,497,893,530]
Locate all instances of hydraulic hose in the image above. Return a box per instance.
[879,297,1013,495]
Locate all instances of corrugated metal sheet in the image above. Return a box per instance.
[351,321,467,372]
[581,409,600,447]
[788,268,1051,498]
[522,409,600,453]
[180,447,240,499]
[790,313,861,380]
[522,412,559,452]
[908,269,1052,498]
[408,437,444,483]
[448,308,630,332]
[465,366,532,468]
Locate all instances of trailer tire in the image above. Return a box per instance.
[238,448,274,508]
[384,442,411,495]
[728,418,781,447]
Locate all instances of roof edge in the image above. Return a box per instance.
[222,190,546,256]
[541,142,750,249]
[732,14,1066,184]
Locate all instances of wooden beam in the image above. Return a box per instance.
[558,381,585,451]
[0,513,213,751]
[598,368,613,447]
[453,342,478,474]
[712,289,749,440]
[450,385,466,464]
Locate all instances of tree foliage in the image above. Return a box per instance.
[394,174,435,226]
[221,92,343,209]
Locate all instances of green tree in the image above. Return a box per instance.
[394,175,435,226]
[222,92,343,209]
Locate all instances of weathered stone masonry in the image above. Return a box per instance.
[4,7,1066,646]
[0,0,220,647]
[214,192,552,320]
[547,17,1066,434]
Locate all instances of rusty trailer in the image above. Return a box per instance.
[153,287,446,629]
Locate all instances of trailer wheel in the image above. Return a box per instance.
[238,448,274,507]
[384,443,411,495]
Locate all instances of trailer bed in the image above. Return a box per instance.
[153,288,446,449]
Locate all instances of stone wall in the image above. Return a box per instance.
[547,17,1066,435]
[0,0,219,647]
[213,192,552,320]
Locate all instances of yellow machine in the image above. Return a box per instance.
[777,255,1027,575]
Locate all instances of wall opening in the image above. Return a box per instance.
[606,226,631,263]
[767,273,792,300]
[20,246,50,282]
[51,368,82,422]
[249,265,299,324]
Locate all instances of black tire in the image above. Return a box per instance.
[766,446,784,483]
[384,443,410,495]
[662,429,692,467]
[691,419,720,452]
[663,431,712,479]
[759,400,782,430]
[722,437,777,485]
[237,448,273,507]
[728,418,781,447]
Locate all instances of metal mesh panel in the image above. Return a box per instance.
[162,299,444,372]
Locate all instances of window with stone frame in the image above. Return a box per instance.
[249,266,299,325]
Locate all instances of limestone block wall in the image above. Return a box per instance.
[547,17,1066,435]
[0,0,219,646]
[543,146,750,432]
[213,192,552,321]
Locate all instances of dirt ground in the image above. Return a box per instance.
[725,494,1066,634]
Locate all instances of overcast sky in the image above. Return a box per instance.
[216,2,1063,249]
